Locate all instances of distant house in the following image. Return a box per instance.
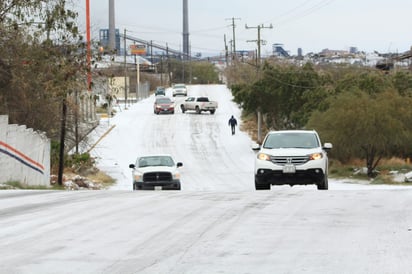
[319,49,350,58]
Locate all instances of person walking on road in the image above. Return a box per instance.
[228,115,237,135]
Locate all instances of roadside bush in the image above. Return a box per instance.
[65,152,94,169]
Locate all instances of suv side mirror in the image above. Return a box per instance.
[251,142,260,151]
[323,143,333,151]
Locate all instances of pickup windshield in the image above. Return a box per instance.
[197,97,209,102]
[138,156,175,167]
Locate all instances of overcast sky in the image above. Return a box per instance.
[73,0,412,56]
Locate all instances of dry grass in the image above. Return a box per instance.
[240,118,258,141]
[240,113,270,144]
[341,157,412,169]
[64,168,116,188]
[380,157,411,166]
[88,171,116,187]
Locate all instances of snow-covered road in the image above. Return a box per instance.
[91,84,256,191]
[1,189,412,274]
[90,84,412,191]
[2,85,412,273]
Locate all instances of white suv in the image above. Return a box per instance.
[254,130,332,190]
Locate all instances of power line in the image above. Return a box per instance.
[269,0,336,27]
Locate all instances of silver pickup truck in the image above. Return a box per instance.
[180,96,218,114]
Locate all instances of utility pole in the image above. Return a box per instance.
[245,23,273,65]
[57,99,67,186]
[245,23,273,144]
[226,17,241,60]
[124,28,128,109]
[224,34,229,66]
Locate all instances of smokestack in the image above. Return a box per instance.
[108,0,116,52]
[183,0,189,59]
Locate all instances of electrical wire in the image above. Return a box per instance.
[262,0,314,25]
[271,0,337,27]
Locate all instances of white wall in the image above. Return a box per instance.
[0,115,50,186]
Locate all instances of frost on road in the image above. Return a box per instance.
[1,85,412,274]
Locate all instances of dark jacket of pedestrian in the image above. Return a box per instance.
[228,115,237,135]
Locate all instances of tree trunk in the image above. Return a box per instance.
[362,144,381,178]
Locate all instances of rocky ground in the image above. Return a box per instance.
[50,173,106,190]
[0,167,114,190]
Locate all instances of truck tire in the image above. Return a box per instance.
[210,109,215,114]
[195,106,201,114]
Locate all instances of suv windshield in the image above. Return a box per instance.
[263,132,319,149]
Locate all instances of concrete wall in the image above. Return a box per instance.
[0,115,50,186]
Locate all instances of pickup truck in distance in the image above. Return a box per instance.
[180,97,218,114]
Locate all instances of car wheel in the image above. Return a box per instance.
[317,176,328,190]
[195,106,201,114]
[180,105,185,113]
[255,178,270,190]
[210,110,215,114]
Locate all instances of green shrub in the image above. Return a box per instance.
[66,152,94,169]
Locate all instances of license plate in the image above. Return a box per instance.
[154,186,162,191]
[283,164,296,173]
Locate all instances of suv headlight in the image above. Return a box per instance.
[309,153,323,161]
[257,153,271,161]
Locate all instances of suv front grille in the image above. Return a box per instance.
[143,172,172,182]
[270,156,309,166]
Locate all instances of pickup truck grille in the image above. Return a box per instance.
[270,156,309,166]
[143,172,172,182]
